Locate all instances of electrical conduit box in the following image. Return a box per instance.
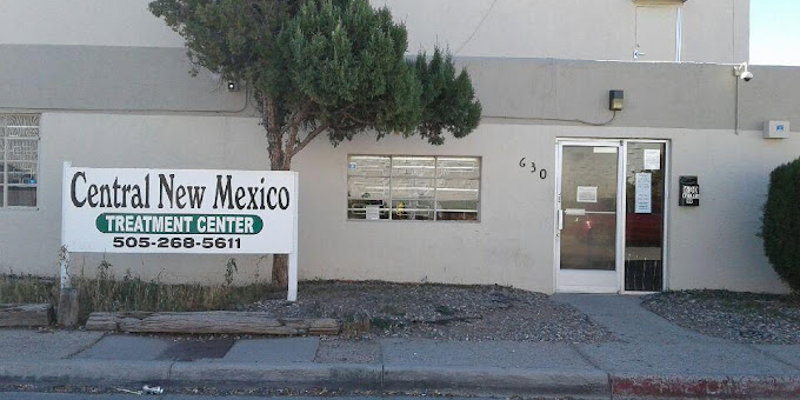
[764,121,790,139]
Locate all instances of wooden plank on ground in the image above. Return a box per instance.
[0,303,53,327]
[83,312,119,331]
[85,311,340,335]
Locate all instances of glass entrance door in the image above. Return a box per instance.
[555,140,667,293]
[557,142,622,292]
[624,142,666,291]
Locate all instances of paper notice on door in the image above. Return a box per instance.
[635,173,652,213]
[644,149,661,170]
[576,186,598,203]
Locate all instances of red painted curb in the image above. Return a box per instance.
[611,375,800,398]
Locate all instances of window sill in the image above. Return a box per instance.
[346,218,481,224]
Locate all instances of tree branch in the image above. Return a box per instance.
[283,106,311,169]
[342,112,370,126]
[264,95,284,170]
[292,123,329,156]
[264,95,278,132]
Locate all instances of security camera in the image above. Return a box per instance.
[734,62,754,82]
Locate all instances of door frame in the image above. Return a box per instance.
[553,138,670,293]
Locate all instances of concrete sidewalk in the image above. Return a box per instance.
[0,295,798,398]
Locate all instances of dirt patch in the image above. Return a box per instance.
[641,290,800,344]
[247,280,614,343]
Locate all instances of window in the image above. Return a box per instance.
[347,155,480,221]
[1,115,40,208]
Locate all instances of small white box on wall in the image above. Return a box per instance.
[764,120,791,139]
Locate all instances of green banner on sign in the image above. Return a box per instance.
[95,213,263,235]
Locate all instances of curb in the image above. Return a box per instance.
[610,374,800,399]
[2,360,800,399]
[169,362,382,390]
[0,360,607,397]
[382,366,609,397]
[0,360,172,385]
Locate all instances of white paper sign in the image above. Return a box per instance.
[644,149,661,170]
[635,173,652,214]
[62,166,298,254]
[365,205,381,220]
[576,186,598,203]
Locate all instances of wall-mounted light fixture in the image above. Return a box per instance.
[227,81,238,91]
[609,90,624,111]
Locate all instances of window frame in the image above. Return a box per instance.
[1,114,41,210]
[346,154,482,223]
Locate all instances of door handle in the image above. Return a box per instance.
[558,209,564,231]
[564,208,586,216]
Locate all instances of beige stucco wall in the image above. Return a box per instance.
[0,0,790,294]
[0,111,791,293]
[374,0,748,62]
[0,0,748,63]
[0,0,184,48]
[293,122,791,294]
[0,114,272,285]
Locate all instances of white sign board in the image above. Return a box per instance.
[63,166,297,254]
[576,186,598,203]
[61,164,299,300]
[635,173,652,214]
[643,149,661,170]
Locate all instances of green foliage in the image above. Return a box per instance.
[0,275,59,305]
[0,264,275,324]
[762,158,800,292]
[73,273,272,323]
[148,0,481,164]
[369,316,394,330]
[415,50,482,145]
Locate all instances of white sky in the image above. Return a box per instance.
[750,0,800,66]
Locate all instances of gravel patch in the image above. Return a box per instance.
[641,290,800,344]
[246,281,614,343]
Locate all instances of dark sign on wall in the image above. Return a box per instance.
[679,176,700,206]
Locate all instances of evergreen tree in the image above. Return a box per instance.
[149,0,482,288]
[762,158,800,292]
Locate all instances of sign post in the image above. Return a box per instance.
[60,163,299,301]
[288,172,299,302]
[58,162,79,327]
[60,162,72,290]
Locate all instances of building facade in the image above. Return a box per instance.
[379,0,749,63]
[0,0,797,294]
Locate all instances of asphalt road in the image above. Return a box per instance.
[1,395,502,400]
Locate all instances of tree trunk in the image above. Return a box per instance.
[272,253,289,290]
[269,148,290,290]
[263,95,291,291]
